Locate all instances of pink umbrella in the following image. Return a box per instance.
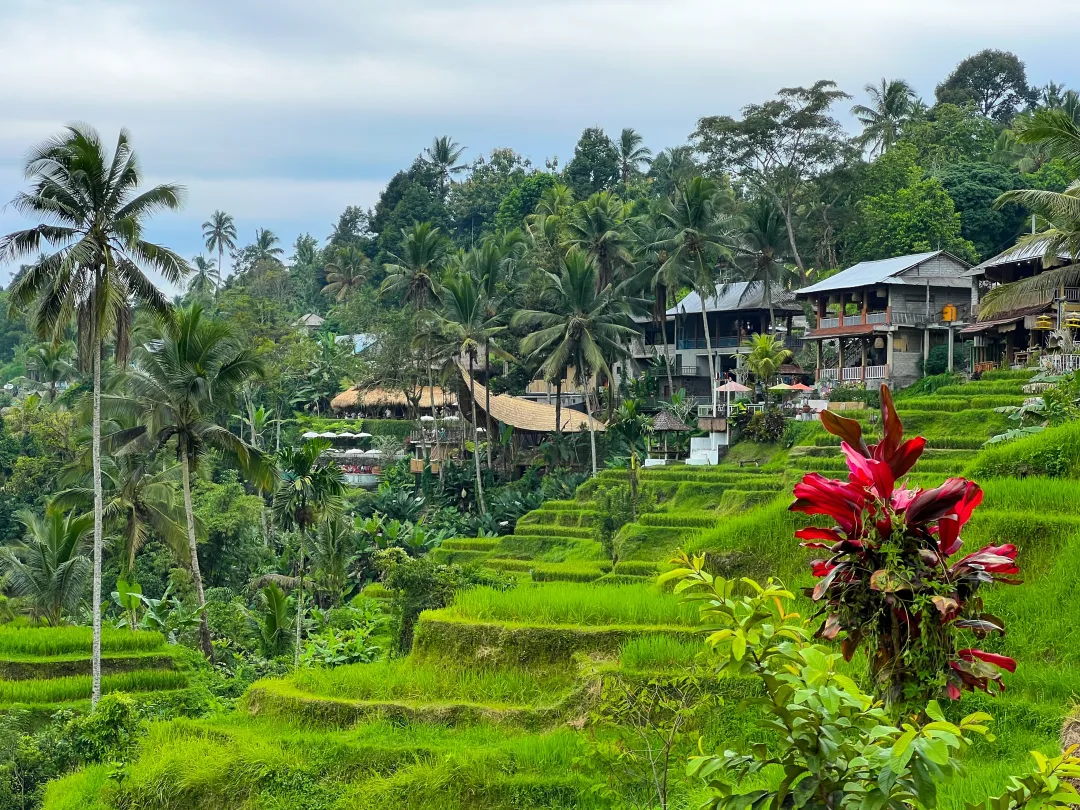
[715,380,751,421]
[790,382,813,391]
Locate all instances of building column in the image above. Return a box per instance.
[861,338,868,379]
[815,340,822,379]
[886,331,894,371]
[922,327,930,373]
[947,327,955,373]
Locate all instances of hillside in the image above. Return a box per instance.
[42,369,1080,810]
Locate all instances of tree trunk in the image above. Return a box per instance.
[554,379,562,439]
[783,194,807,283]
[468,353,486,512]
[90,342,103,707]
[582,365,598,476]
[658,303,675,399]
[294,525,305,669]
[700,303,717,416]
[181,452,213,658]
[483,341,493,469]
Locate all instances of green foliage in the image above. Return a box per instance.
[563,127,620,199]
[736,407,786,443]
[594,486,634,565]
[0,627,165,658]
[968,420,1080,479]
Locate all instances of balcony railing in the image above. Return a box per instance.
[1064,288,1080,303]
[677,336,743,350]
[821,365,889,383]
[1048,354,1080,372]
[812,307,969,333]
[697,403,765,418]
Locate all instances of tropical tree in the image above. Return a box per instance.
[657,177,739,414]
[187,255,221,298]
[322,247,369,303]
[310,517,353,606]
[1,124,186,705]
[629,203,676,396]
[122,304,268,656]
[381,222,447,460]
[249,228,284,265]
[617,128,652,188]
[437,271,507,511]
[564,191,633,291]
[273,438,345,668]
[424,136,467,195]
[742,333,792,401]
[0,507,92,626]
[514,248,638,474]
[979,109,1080,317]
[202,210,237,280]
[25,340,76,403]
[723,196,797,327]
[852,79,917,156]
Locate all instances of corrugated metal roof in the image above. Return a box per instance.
[969,238,1073,275]
[667,281,799,316]
[796,252,952,296]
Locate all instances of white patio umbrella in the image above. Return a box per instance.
[301,431,320,439]
[355,432,373,438]
[344,448,364,456]
[420,415,436,422]
[318,431,337,438]
[362,448,382,458]
[336,431,357,438]
[716,380,752,442]
[442,414,460,421]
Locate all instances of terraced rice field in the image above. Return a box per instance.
[45,369,1080,810]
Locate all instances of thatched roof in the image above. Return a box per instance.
[652,410,690,432]
[330,386,453,410]
[459,367,605,433]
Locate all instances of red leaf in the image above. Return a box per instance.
[877,384,903,461]
[820,409,867,454]
[887,437,926,479]
[905,478,968,527]
[946,683,962,700]
[841,441,895,498]
[958,649,1017,673]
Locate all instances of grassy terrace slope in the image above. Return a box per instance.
[44,369,1080,810]
[0,626,190,712]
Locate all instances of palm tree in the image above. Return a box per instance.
[202,211,237,281]
[424,136,467,194]
[188,255,221,298]
[0,507,92,626]
[250,228,284,265]
[437,271,507,512]
[322,246,370,302]
[743,333,792,402]
[852,79,916,156]
[657,177,739,415]
[273,438,345,668]
[630,204,676,397]
[648,146,698,199]
[563,191,633,291]
[26,340,76,402]
[618,128,652,188]
[723,196,796,328]
[513,248,638,474]
[1,124,186,706]
[310,517,353,606]
[979,109,1080,318]
[381,222,447,460]
[122,304,268,656]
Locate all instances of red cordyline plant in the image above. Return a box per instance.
[791,384,1020,713]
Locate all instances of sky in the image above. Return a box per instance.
[0,0,1076,290]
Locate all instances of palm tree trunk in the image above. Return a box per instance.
[555,379,563,440]
[468,353,486,512]
[658,306,675,399]
[700,304,717,416]
[425,338,434,465]
[583,371,598,476]
[218,245,224,286]
[181,452,213,658]
[295,525,305,669]
[484,341,493,470]
[90,342,103,708]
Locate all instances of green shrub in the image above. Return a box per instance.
[967,420,1080,479]
[826,384,880,408]
[894,373,962,399]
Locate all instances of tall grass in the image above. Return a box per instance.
[619,635,702,671]
[0,626,165,658]
[440,582,698,626]
[288,659,573,707]
[0,669,186,704]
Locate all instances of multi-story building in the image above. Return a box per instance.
[628,281,802,400]
[796,251,972,389]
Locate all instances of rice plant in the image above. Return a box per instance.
[0,669,186,705]
[0,626,165,658]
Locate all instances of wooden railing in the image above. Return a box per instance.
[821,365,888,382]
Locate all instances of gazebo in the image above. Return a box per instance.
[647,410,691,465]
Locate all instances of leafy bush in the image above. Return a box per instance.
[796,386,1019,713]
[827,383,880,408]
[735,407,785,443]
[921,343,962,376]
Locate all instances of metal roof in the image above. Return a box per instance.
[795,251,968,296]
[667,281,799,316]
[969,238,1073,276]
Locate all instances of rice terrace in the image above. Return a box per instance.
[0,6,1079,808]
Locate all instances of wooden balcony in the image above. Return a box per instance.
[817,365,889,383]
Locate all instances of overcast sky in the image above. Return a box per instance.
[0,0,1075,289]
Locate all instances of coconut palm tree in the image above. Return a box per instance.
[249,228,284,265]
[618,128,652,188]
[852,79,916,156]
[513,248,638,474]
[437,271,507,511]
[723,196,797,328]
[743,333,792,402]
[563,191,633,291]
[980,109,1080,318]
[0,124,186,705]
[648,146,698,199]
[322,246,370,303]
[629,204,676,396]
[202,210,237,280]
[273,438,345,668]
[656,177,739,415]
[424,136,468,195]
[121,304,268,656]
[381,222,447,460]
[0,507,92,626]
[25,340,76,402]
[188,255,221,298]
